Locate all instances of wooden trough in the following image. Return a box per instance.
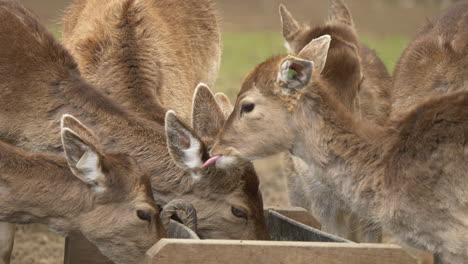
[64,207,421,264]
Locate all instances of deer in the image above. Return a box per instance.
[391,0,468,119]
[58,0,267,236]
[277,0,390,242]
[59,0,267,237]
[61,0,221,125]
[60,0,232,159]
[0,1,268,260]
[208,35,468,264]
[0,114,166,264]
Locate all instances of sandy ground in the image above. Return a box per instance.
[11,225,64,264]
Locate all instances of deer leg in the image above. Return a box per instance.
[0,223,15,264]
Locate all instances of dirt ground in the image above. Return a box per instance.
[10,0,459,263]
[11,225,64,264]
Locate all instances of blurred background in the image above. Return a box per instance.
[11,0,462,263]
[21,0,458,97]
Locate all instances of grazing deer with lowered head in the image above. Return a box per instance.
[392,1,468,119]
[209,35,468,263]
[62,0,221,124]
[0,0,268,246]
[0,114,165,264]
[60,0,267,239]
[278,0,390,242]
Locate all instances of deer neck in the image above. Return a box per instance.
[0,146,94,234]
[56,74,163,151]
[70,31,167,124]
[57,75,184,193]
[290,86,392,216]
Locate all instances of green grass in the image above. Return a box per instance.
[216,32,409,98]
[216,32,285,98]
[48,24,61,40]
[360,35,409,72]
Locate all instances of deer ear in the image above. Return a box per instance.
[214,92,234,119]
[278,58,314,90]
[298,35,331,74]
[61,114,100,147]
[61,126,106,192]
[328,0,354,26]
[279,4,300,43]
[166,111,205,171]
[191,83,225,140]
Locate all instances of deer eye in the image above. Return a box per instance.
[231,206,248,219]
[137,210,152,223]
[240,103,255,117]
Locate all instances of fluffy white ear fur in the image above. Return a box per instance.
[165,110,204,175]
[61,127,106,192]
[75,149,105,191]
[182,134,203,170]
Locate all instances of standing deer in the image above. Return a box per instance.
[0,1,267,261]
[278,0,390,242]
[392,0,468,119]
[0,114,165,264]
[208,35,468,263]
[62,0,221,125]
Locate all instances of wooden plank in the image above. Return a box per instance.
[266,206,321,230]
[145,239,418,264]
[267,210,349,243]
[63,220,198,264]
[63,232,112,264]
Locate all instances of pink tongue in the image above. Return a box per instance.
[203,155,223,168]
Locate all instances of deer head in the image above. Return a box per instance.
[164,84,269,240]
[280,0,354,55]
[60,114,166,263]
[278,1,362,113]
[209,35,332,162]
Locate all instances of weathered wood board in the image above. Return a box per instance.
[63,232,113,264]
[63,220,198,264]
[145,239,418,264]
[265,206,321,230]
[63,208,426,264]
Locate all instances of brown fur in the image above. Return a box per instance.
[392,0,468,119]
[62,0,221,124]
[212,36,468,263]
[0,0,268,241]
[61,0,266,239]
[0,115,163,264]
[279,0,390,242]
[282,0,391,127]
[214,92,234,119]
